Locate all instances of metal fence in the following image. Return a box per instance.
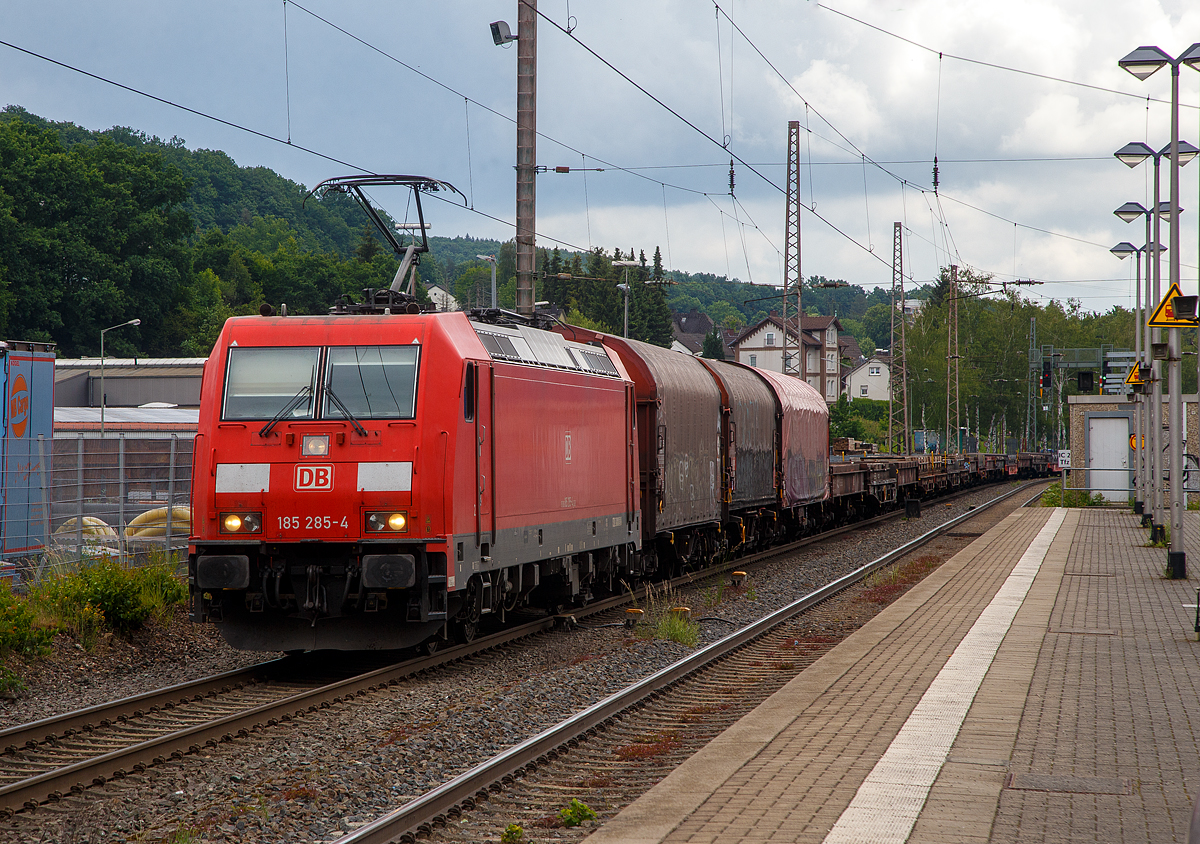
[5,433,194,583]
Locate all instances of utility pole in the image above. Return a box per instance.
[782,120,801,376]
[888,222,909,453]
[946,265,960,453]
[1026,317,1037,451]
[514,0,537,316]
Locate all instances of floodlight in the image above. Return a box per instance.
[490,21,516,45]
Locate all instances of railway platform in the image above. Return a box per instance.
[582,506,1200,843]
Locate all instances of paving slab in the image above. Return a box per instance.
[583,507,1200,844]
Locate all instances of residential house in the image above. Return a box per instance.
[845,354,891,401]
[731,312,845,403]
[670,309,714,356]
[427,284,459,312]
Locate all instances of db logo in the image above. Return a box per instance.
[9,375,28,439]
[295,464,334,491]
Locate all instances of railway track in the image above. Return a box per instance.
[0,479,1045,820]
[334,480,1049,844]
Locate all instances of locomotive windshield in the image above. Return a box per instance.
[223,347,320,420]
[323,346,420,420]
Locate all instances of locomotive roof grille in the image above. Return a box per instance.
[477,332,521,361]
[580,350,619,376]
[474,326,620,377]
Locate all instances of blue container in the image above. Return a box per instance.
[0,343,56,559]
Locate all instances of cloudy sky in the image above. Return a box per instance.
[3,1,1200,312]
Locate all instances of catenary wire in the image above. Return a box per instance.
[815,1,1200,112]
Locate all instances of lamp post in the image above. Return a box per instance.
[476,254,498,309]
[1119,43,1200,577]
[1114,151,1193,540]
[1111,237,1165,516]
[100,318,141,436]
[613,260,639,339]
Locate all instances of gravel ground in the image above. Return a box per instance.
[0,607,273,729]
[0,481,1039,843]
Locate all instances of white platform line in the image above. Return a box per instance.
[823,507,1067,844]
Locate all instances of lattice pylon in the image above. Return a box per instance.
[781,120,801,377]
[888,222,909,453]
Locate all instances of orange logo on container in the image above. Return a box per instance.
[9,374,28,438]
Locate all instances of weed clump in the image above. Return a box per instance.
[558,798,597,827]
[500,824,526,844]
[31,557,186,639]
[626,583,701,648]
[1039,482,1107,507]
[0,581,54,657]
[1,554,187,659]
[615,730,683,760]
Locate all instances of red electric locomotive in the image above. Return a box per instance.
[188,308,651,652]
[189,174,836,654]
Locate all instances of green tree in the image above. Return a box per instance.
[0,117,192,357]
[701,329,726,359]
[354,223,383,263]
[829,395,866,439]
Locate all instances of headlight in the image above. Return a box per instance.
[302,434,330,456]
[366,511,408,533]
[220,512,262,534]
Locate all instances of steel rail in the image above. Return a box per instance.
[0,479,1044,817]
[338,480,1044,844]
[0,609,586,816]
[0,661,283,754]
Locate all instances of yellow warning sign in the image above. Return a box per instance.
[1124,366,1144,385]
[1147,282,1196,327]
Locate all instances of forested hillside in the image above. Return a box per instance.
[0,101,1148,423]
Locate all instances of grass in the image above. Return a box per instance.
[161,826,203,844]
[701,581,725,608]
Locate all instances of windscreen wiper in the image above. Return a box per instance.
[259,386,313,438]
[324,387,369,437]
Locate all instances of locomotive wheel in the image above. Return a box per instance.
[452,576,483,644]
[453,618,478,645]
[420,637,441,656]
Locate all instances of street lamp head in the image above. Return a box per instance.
[489,20,517,45]
[612,260,639,267]
[1115,142,1154,167]
[1159,139,1200,166]
[1110,242,1137,259]
[616,283,629,292]
[129,318,141,327]
[1114,201,1148,222]
[476,254,496,263]
[1180,42,1200,68]
[1119,45,1171,80]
